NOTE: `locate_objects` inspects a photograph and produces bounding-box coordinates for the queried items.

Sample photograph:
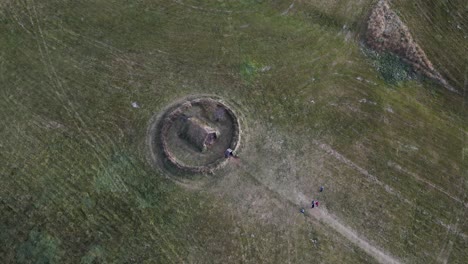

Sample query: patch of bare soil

[366,0,457,92]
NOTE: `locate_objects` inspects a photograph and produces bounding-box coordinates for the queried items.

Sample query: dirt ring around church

[147,95,242,176]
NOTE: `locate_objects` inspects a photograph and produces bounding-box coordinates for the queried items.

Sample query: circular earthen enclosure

[148,96,241,174]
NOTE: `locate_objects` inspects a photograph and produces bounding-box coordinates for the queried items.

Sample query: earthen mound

[148,96,241,175]
[366,0,456,92]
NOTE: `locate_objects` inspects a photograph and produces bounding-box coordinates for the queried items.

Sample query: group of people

[300,186,324,214]
[224,148,324,215]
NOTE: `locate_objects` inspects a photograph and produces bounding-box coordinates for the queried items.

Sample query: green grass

[1,0,467,263]
[392,0,468,90]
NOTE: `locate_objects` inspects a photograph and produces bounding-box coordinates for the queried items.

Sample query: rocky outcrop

[366,0,456,92]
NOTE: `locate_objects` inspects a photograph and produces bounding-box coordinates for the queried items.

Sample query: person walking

[224,148,233,158]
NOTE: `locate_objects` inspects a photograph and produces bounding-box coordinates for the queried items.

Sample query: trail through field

[236,159,401,264]
[387,161,468,208]
[307,206,401,264]
[313,140,468,239]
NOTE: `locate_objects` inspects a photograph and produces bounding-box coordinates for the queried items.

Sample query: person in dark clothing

[320,186,324,192]
[311,200,315,208]
[224,148,234,158]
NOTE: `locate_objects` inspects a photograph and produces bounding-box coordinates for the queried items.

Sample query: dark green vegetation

[364,49,412,86]
[1,0,466,263]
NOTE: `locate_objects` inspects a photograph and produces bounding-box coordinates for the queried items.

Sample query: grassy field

[1,0,466,263]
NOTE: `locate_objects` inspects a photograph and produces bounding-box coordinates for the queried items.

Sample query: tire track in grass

[172,0,257,14]
[387,161,467,208]
[313,140,412,204]
[313,140,468,240]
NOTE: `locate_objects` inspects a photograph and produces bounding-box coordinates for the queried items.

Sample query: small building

[182,117,219,152]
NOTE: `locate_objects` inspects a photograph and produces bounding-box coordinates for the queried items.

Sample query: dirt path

[306,206,401,264]
[313,140,468,240]
[387,161,467,208]
[235,159,402,264]
[293,189,400,263]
